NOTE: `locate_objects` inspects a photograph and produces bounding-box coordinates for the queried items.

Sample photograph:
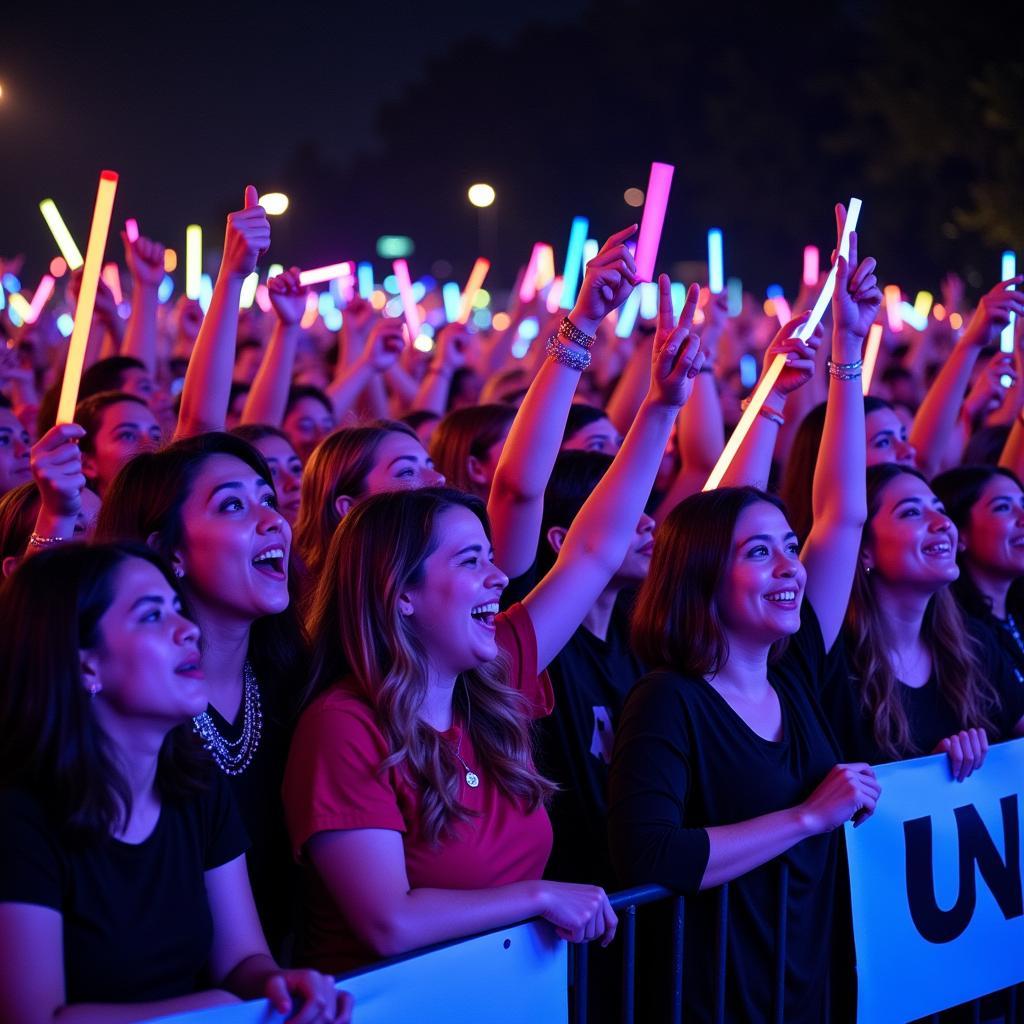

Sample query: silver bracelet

[546,335,592,372]
[827,358,863,381]
[558,316,596,351]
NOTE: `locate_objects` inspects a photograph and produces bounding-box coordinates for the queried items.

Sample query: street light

[258,192,289,216]
[467,183,495,208]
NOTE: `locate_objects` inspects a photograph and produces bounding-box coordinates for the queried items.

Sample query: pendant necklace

[453,684,480,788]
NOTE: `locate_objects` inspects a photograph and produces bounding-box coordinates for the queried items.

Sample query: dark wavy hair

[95,432,307,708]
[0,543,209,842]
[537,451,613,578]
[428,404,515,497]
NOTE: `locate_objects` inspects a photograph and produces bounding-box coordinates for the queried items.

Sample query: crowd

[0,185,1022,1024]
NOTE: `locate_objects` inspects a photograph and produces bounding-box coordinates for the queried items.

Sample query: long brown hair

[428,404,515,497]
[294,420,418,582]
[305,487,554,845]
[845,464,999,757]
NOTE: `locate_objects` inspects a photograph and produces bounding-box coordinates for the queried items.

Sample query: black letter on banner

[904,796,1022,944]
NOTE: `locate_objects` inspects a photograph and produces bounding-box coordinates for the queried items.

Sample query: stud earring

[173,566,185,579]
[88,685,99,699]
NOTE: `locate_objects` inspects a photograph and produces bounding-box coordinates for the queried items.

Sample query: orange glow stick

[457,258,491,324]
[27,275,56,323]
[58,171,119,424]
[862,323,883,396]
[884,285,903,332]
[101,263,122,305]
[392,259,422,339]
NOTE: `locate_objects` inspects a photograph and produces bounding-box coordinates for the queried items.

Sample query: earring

[865,566,872,575]
[173,566,185,579]
[88,685,99,699]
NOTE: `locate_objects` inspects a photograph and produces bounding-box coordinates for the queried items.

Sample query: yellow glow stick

[239,272,258,309]
[39,198,84,270]
[8,293,32,322]
[27,275,56,323]
[704,198,862,492]
[185,225,202,300]
[57,171,119,425]
[457,258,491,324]
[862,323,883,396]
[913,291,933,320]
[101,263,122,305]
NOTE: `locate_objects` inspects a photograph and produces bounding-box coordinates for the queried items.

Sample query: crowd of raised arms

[0,186,1022,1024]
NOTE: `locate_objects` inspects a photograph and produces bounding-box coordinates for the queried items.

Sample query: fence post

[620,903,637,1024]
[670,895,685,1024]
[574,939,588,1024]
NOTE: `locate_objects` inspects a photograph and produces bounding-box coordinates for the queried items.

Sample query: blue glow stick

[639,282,658,320]
[739,353,758,388]
[1002,251,1017,354]
[559,216,589,310]
[670,283,686,320]
[357,262,374,300]
[582,238,599,270]
[899,301,927,332]
[727,277,742,317]
[0,281,5,311]
[158,275,174,303]
[614,288,641,338]
[199,273,213,314]
[442,281,462,323]
[707,229,724,294]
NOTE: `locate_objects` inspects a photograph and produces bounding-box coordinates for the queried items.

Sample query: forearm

[360,373,390,420]
[54,990,238,1023]
[717,389,784,491]
[26,509,77,556]
[220,952,279,1001]
[121,285,159,373]
[412,366,452,415]
[175,273,244,438]
[606,335,655,435]
[325,360,375,422]
[678,373,724,477]
[909,341,981,477]
[241,322,299,426]
[999,417,1024,479]
[384,363,419,414]
[701,806,814,889]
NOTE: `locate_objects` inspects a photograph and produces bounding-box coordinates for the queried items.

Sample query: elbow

[357,914,419,959]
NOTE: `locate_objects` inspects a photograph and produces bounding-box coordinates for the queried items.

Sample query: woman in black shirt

[0,544,345,1023]
[609,221,882,1022]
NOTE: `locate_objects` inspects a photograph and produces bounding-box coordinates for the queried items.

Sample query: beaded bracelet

[827,358,863,381]
[739,396,785,426]
[29,533,69,548]
[558,316,596,350]
[546,335,592,372]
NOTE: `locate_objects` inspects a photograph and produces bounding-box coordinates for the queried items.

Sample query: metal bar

[774,862,789,1024]
[970,999,981,1024]
[1009,983,1018,1020]
[575,939,589,1024]
[670,896,685,1024]
[714,884,729,1024]
[609,884,673,909]
[621,903,636,1024]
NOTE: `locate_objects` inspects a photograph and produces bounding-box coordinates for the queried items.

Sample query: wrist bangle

[740,396,785,426]
[827,358,863,381]
[29,533,69,549]
[545,335,592,372]
[558,317,596,351]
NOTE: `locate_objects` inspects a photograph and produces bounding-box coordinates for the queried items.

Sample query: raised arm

[241,268,305,426]
[120,234,166,375]
[801,212,881,650]
[411,323,470,415]
[488,227,639,578]
[523,274,705,671]
[909,276,1024,477]
[325,320,405,421]
[175,186,270,439]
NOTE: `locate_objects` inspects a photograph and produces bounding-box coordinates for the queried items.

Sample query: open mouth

[252,546,287,580]
[921,540,952,558]
[470,601,499,630]
[764,589,799,607]
[175,659,204,680]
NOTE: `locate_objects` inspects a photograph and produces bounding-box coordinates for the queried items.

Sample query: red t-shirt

[283,602,555,972]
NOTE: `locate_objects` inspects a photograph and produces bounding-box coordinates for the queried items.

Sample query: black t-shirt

[0,773,248,1005]
[608,603,840,1024]
[822,616,1024,765]
[537,596,645,888]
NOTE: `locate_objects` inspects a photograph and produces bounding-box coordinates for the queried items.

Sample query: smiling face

[0,409,32,494]
[84,399,163,496]
[401,506,509,679]
[85,558,207,726]
[865,406,917,468]
[174,454,292,625]
[716,502,807,646]
[363,431,445,495]
[252,434,303,523]
[960,474,1024,583]
[862,473,958,591]
[562,416,622,455]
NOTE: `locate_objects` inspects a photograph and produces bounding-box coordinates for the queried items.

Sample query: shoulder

[622,669,700,721]
[292,683,389,755]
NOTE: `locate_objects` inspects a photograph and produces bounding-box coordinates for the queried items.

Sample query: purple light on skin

[634,162,674,282]
[392,259,422,338]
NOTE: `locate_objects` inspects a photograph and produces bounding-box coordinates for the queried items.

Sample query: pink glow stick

[802,245,819,287]
[772,296,792,325]
[457,258,491,324]
[125,218,140,243]
[884,285,903,332]
[102,263,123,305]
[520,243,545,303]
[27,275,56,323]
[634,162,675,282]
[255,284,272,313]
[546,277,564,314]
[298,261,354,287]
[392,259,422,339]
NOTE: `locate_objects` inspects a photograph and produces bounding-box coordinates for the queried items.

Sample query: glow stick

[357,262,374,300]
[442,282,462,323]
[884,285,903,333]
[771,296,792,325]
[8,293,32,323]
[707,229,724,294]
[57,170,118,425]
[706,197,862,492]
[39,198,84,270]
[101,263,122,305]
[457,258,491,324]
[519,242,545,302]
[163,249,177,273]
[582,238,599,270]
[537,245,556,289]
[670,282,686,319]
[900,302,927,332]
[634,162,674,282]
[727,277,743,317]
[546,277,564,314]
[299,261,354,287]
[639,282,658,320]
[614,288,642,338]
[739,353,758,388]
[199,274,213,314]
[0,281,5,311]
[185,225,202,300]
[27,275,55,323]
[125,218,139,243]
[559,217,589,310]
[300,291,319,329]
[239,272,258,309]
[1001,251,1017,354]
[267,263,284,280]
[862,323,883,396]
[803,246,819,287]
[913,290,933,320]
[392,259,422,338]
[255,284,272,313]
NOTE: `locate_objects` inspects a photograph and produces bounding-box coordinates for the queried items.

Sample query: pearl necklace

[192,661,263,776]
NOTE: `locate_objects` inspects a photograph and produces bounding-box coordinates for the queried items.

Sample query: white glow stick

[299,261,354,287]
[185,225,202,300]
[862,323,883,396]
[1001,251,1017,354]
[704,198,861,492]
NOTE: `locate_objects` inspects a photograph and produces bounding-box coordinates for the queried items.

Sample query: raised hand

[30,423,88,519]
[359,320,406,373]
[762,312,824,396]
[647,275,705,408]
[963,350,1016,423]
[122,233,167,287]
[959,276,1024,351]
[569,225,639,336]
[221,185,271,280]
[432,323,471,376]
[174,296,204,349]
[267,267,308,326]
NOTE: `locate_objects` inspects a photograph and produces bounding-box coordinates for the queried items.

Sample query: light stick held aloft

[457,258,491,324]
[707,229,724,294]
[862,323,883,396]
[559,218,589,310]
[57,170,119,425]
[1001,251,1017,354]
[392,259,422,339]
[39,198,84,271]
[299,261,355,287]
[185,224,202,300]
[634,162,674,282]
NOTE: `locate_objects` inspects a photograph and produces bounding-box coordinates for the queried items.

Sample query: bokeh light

[467,183,496,208]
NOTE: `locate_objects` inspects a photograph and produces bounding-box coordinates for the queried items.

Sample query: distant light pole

[468,183,496,257]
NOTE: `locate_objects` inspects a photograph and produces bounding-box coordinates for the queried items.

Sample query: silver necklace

[1004,612,1024,657]
[192,661,263,776]
[453,687,480,788]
